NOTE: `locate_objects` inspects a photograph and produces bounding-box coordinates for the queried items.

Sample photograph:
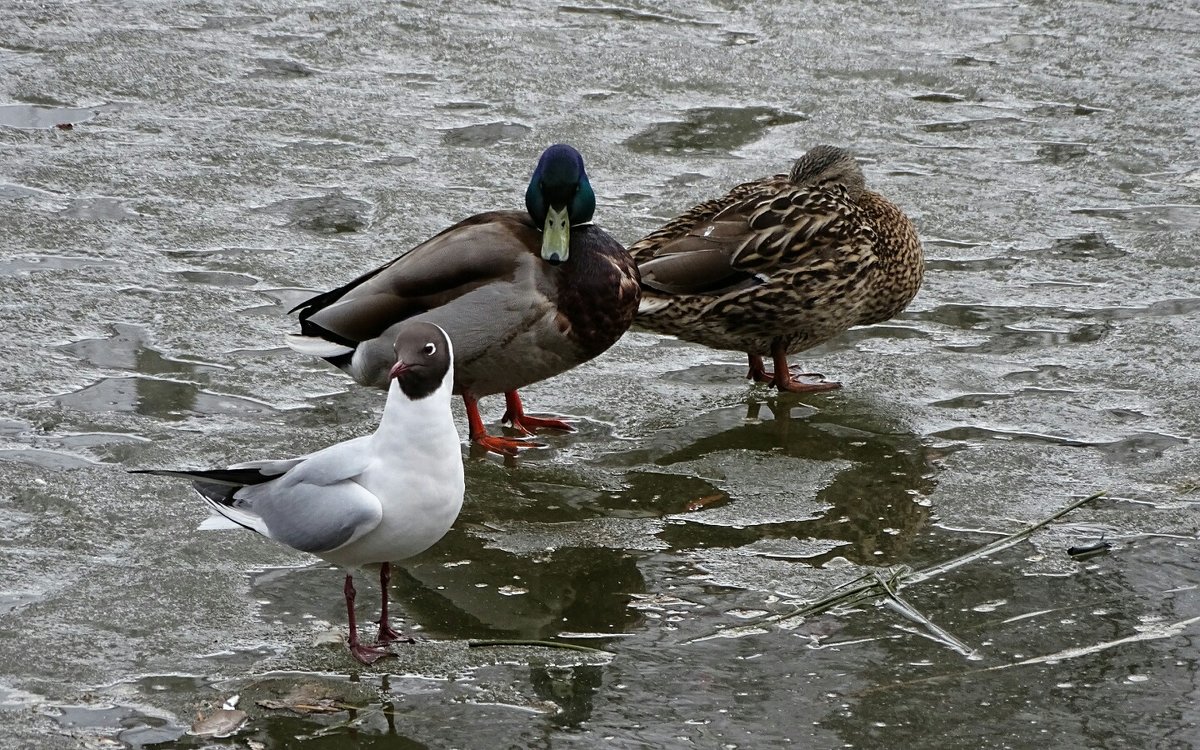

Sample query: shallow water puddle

[0,104,99,129]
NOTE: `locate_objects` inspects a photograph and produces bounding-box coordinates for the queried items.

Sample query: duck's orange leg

[746,346,841,393]
[463,392,542,456]
[501,391,575,435]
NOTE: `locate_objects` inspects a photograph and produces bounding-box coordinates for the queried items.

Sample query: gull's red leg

[374,563,413,646]
[344,574,392,664]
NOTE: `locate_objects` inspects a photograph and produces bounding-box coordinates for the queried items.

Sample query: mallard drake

[630,145,923,393]
[287,144,641,455]
[135,322,464,664]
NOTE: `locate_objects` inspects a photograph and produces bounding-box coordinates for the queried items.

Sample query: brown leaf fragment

[188,708,247,737]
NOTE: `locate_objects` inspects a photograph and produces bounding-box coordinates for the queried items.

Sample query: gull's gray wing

[222,436,383,554]
[231,476,382,554]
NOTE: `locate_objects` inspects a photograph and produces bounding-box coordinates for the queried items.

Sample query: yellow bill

[541,206,570,263]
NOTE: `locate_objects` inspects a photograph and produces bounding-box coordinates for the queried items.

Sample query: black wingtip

[128,467,278,487]
[193,480,242,509]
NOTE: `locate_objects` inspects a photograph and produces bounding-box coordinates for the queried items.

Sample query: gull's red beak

[389,361,411,380]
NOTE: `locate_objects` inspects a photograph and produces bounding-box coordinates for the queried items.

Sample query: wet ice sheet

[1,0,1199,747]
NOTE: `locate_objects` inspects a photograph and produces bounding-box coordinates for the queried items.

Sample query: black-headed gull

[134,321,464,664]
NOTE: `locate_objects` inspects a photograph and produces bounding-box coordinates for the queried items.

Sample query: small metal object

[1067,539,1112,560]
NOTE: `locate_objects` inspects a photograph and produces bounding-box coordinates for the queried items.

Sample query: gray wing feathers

[227,438,383,553]
[227,457,305,477]
[254,436,373,486]
[235,478,382,554]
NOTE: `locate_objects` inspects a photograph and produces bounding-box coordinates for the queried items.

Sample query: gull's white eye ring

[423,342,437,357]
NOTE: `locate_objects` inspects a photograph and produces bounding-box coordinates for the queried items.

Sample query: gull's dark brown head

[390,322,453,400]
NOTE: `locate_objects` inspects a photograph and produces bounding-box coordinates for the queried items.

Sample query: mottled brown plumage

[631,145,923,393]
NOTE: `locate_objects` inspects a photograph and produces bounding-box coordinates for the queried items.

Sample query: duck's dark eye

[423,342,437,357]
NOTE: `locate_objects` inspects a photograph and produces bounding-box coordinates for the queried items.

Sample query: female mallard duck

[287,144,641,456]
[630,145,923,393]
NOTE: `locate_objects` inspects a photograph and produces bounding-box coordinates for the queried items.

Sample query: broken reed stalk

[467,638,613,655]
[874,571,977,657]
[689,490,1108,644]
[904,490,1108,585]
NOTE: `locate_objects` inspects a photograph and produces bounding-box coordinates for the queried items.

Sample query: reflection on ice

[59,323,228,375]
[55,376,279,422]
[250,538,648,643]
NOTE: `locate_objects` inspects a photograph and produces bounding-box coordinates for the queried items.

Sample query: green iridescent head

[525,144,596,264]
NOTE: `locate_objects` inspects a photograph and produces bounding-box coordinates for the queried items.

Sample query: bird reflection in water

[606,396,939,566]
[387,535,647,642]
